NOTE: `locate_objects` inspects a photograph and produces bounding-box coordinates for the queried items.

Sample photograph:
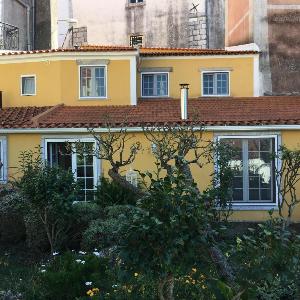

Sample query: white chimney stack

[180,83,189,120]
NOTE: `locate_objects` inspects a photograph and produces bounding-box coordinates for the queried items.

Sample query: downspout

[15,0,31,50]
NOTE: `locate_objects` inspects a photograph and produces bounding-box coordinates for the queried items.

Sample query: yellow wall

[0,60,131,107]
[138,57,254,98]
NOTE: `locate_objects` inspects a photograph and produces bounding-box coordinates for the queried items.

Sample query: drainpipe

[180,84,189,120]
[15,0,31,50]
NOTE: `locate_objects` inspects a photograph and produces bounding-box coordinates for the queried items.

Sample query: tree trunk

[165,274,175,300]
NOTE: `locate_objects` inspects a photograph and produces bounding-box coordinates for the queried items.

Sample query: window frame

[128,0,145,6]
[78,65,108,100]
[20,74,36,96]
[44,138,100,202]
[215,134,280,209]
[141,72,170,98]
[0,137,7,183]
[201,71,230,97]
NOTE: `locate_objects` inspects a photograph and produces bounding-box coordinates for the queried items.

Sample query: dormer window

[202,71,229,96]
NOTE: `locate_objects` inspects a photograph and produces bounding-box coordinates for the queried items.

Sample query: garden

[1,123,300,300]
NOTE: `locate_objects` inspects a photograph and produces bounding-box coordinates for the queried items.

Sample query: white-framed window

[21,75,36,96]
[126,169,138,187]
[202,71,229,96]
[0,138,7,183]
[217,135,279,207]
[141,72,169,97]
[79,66,107,99]
[45,139,99,202]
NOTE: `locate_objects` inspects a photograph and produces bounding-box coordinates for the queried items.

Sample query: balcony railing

[0,22,19,50]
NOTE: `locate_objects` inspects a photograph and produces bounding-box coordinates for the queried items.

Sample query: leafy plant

[17,148,79,253]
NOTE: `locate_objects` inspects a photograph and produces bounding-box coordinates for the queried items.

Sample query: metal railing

[0,22,19,50]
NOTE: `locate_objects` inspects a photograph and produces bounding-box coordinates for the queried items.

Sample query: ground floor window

[46,140,98,202]
[218,135,278,206]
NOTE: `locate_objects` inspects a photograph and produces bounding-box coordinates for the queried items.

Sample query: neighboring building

[0,46,299,222]
[0,0,34,50]
[36,0,225,49]
[225,0,300,95]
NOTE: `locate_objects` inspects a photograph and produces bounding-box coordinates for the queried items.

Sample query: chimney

[180,84,189,120]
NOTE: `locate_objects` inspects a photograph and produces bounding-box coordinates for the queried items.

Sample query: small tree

[275,146,300,226]
[17,148,78,253]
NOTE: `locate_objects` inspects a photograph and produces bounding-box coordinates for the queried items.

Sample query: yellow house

[0,45,299,222]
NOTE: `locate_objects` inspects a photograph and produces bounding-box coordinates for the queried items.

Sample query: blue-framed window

[203,72,229,96]
[142,73,168,97]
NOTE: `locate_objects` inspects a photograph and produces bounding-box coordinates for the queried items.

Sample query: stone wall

[70,26,87,47]
[188,12,207,48]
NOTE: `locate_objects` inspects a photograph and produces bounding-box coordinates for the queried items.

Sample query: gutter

[15,0,31,50]
[1,125,300,134]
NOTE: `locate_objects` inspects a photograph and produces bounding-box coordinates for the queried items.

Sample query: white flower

[81,260,85,264]
[41,264,46,267]
[85,282,92,286]
[52,252,59,256]
[41,270,46,273]
[78,251,86,255]
[75,259,82,263]
[112,284,118,288]
[93,251,100,257]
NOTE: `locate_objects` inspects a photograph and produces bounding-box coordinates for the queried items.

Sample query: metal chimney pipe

[180,83,189,120]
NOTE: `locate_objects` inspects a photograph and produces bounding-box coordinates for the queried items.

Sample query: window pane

[203,74,214,95]
[47,142,72,170]
[22,77,35,95]
[216,73,229,95]
[142,74,154,96]
[156,74,168,96]
[80,66,105,97]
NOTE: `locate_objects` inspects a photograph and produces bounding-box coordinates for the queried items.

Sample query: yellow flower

[86,290,92,295]
[192,280,196,285]
[134,272,138,277]
[201,285,206,289]
[185,279,190,284]
[89,292,94,297]
[127,289,132,293]
[192,268,197,273]
[92,288,99,293]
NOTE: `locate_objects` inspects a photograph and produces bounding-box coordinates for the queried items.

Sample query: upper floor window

[142,73,168,97]
[129,0,144,3]
[21,75,36,96]
[80,66,106,99]
[130,35,143,47]
[202,72,229,96]
[218,136,277,206]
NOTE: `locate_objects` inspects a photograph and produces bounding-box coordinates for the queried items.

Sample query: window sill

[21,94,36,96]
[201,94,230,97]
[231,204,278,211]
[141,96,170,99]
[79,97,108,101]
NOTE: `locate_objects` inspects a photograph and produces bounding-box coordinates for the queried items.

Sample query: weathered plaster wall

[59,0,206,48]
[1,0,34,50]
[35,0,52,50]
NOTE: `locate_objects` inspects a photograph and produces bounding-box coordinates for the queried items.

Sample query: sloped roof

[0,97,300,129]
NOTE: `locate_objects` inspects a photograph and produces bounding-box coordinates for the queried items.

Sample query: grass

[0,244,43,296]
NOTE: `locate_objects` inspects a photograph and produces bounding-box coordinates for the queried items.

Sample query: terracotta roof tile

[1,97,300,129]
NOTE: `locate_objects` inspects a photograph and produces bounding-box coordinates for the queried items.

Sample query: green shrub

[230,217,300,299]
[95,177,137,208]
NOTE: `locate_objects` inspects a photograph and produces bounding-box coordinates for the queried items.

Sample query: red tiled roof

[139,47,259,56]
[0,97,300,129]
[0,45,258,57]
[0,45,137,56]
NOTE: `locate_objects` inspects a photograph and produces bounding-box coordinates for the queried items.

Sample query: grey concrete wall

[56,0,207,48]
[1,0,34,50]
[35,0,51,50]
[206,0,225,49]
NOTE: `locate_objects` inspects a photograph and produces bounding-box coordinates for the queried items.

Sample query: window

[0,139,7,182]
[129,35,143,47]
[202,72,229,96]
[129,0,144,4]
[46,140,98,202]
[218,136,277,205]
[126,169,138,187]
[142,73,168,97]
[21,75,36,96]
[80,66,106,98]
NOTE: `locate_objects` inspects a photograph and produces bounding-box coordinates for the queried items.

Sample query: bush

[95,177,137,208]
[0,187,25,245]
[81,205,136,251]
[230,217,300,299]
